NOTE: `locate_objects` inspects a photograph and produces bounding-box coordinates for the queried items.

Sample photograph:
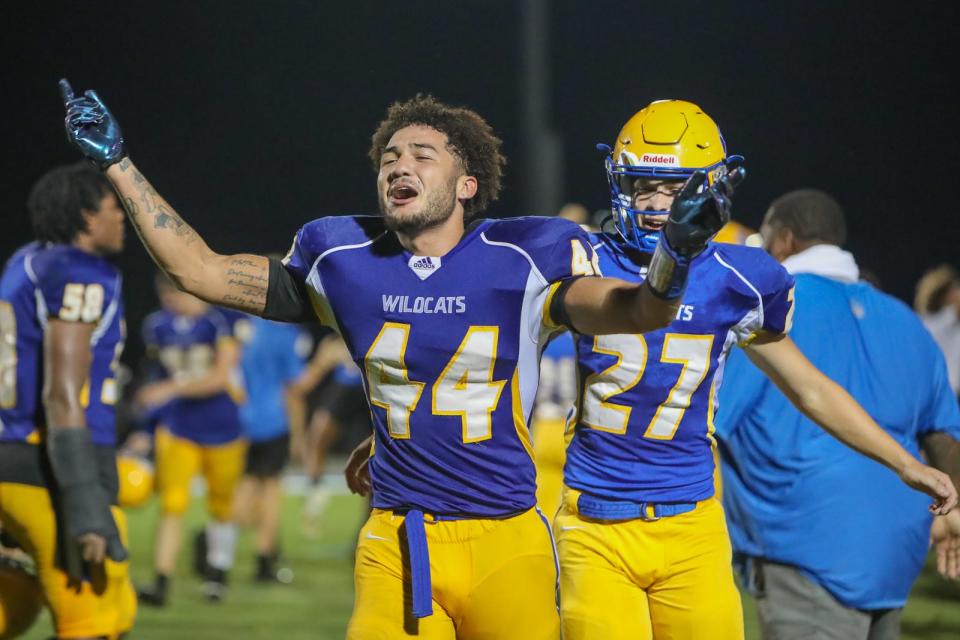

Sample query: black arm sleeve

[548,276,585,334]
[263,258,314,323]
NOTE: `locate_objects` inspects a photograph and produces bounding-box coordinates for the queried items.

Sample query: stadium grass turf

[20,494,960,639]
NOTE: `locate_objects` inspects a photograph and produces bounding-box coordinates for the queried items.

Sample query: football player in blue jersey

[61,81,730,639]
[554,100,958,640]
[0,163,136,639]
[135,275,246,605]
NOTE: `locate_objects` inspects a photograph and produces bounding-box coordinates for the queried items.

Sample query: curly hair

[28,162,113,244]
[369,95,506,218]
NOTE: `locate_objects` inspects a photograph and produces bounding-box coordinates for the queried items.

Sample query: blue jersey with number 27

[564,235,795,504]
[282,215,598,517]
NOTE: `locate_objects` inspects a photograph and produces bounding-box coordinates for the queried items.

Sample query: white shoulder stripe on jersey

[305,234,386,332]
[23,253,38,285]
[479,233,548,287]
[24,254,48,330]
[91,273,122,345]
[713,252,764,331]
[315,233,387,265]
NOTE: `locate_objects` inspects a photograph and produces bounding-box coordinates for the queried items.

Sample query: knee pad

[160,486,190,516]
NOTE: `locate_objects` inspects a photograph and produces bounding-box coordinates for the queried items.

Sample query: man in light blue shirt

[716,189,960,640]
[232,315,311,582]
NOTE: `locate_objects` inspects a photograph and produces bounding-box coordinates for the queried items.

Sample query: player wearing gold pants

[0,482,136,639]
[555,488,742,640]
[348,507,560,640]
[154,428,246,520]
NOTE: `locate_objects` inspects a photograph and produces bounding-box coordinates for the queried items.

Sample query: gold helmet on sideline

[117,454,155,509]
[0,553,42,639]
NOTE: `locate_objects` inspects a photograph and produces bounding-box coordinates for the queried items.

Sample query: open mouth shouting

[388,179,421,208]
[639,212,669,231]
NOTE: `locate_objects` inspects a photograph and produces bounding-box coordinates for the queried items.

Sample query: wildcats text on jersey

[381,294,467,315]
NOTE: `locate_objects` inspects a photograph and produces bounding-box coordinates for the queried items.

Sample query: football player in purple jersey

[60,81,732,638]
[1,163,135,639]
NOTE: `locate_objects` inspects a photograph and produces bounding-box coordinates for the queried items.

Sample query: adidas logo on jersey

[407,255,442,280]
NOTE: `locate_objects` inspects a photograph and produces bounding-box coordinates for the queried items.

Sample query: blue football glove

[59,79,126,170]
[664,162,746,257]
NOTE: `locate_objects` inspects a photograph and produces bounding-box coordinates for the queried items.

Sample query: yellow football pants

[348,507,560,640]
[555,489,743,640]
[533,417,567,522]
[155,428,246,521]
[0,482,136,639]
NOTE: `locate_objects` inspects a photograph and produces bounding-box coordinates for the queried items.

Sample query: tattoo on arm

[122,196,140,219]
[114,159,269,314]
[154,206,192,237]
[222,257,269,312]
[117,159,196,241]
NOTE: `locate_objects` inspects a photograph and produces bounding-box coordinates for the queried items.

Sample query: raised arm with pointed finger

[59,79,272,314]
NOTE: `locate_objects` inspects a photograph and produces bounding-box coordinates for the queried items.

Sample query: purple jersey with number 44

[282,215,599,517]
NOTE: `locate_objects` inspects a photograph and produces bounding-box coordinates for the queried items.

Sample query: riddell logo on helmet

[640,154,680,166]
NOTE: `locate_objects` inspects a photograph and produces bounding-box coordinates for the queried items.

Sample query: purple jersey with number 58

[0,242,124,446]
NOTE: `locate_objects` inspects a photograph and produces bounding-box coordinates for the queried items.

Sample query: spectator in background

[915,265,960,398]
[716,189,960,640]
[230,314,312,582]
[298,335,369,535]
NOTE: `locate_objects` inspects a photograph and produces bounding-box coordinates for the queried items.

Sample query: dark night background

[4,1,958,365]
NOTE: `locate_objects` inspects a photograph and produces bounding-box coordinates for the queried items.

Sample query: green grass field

[19,492,960,639]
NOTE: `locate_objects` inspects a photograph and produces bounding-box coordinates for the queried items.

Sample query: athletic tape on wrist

[47,427,99,488]
[646,237,690,300]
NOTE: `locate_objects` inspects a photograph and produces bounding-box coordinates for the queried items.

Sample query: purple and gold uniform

[0,242,135,639]
[556,234,794,640]
[281,214,598,639]
[143,308,245,521]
